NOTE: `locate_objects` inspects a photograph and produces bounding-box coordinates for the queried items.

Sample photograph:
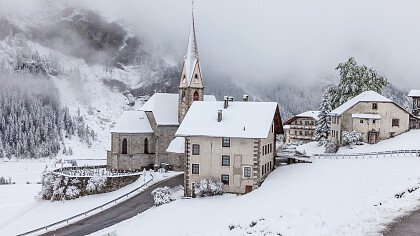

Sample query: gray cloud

[3,0,420,88]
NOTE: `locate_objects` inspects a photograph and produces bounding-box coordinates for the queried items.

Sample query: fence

[17,172,155,236]
[312,150,420,159]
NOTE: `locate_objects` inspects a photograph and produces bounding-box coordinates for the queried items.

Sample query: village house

[329,91,411,145]
[283,111,319,144]
[107,8,216,171]
[175,97,283,196]
[408,90,420,129]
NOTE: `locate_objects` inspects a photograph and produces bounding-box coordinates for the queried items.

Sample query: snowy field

[297,129,420,156]
[0,169,180,236]
[92,158,420,236]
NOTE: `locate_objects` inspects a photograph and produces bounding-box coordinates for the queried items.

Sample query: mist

[3,0,420,88]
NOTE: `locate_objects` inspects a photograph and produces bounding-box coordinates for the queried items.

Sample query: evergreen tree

[315,90,332,146]
[331,57,388,109]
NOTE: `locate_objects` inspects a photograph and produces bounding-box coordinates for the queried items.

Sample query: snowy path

[39,174,183,236]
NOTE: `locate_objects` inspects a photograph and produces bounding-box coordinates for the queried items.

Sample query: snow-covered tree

[86,175,107,193]
[65,186,81,199]
[151,186,171,206]
[331,57,388,109]
[315,90,332,146]
[194,178,223,197]
[342,131,362,148]
[39,168,55,200]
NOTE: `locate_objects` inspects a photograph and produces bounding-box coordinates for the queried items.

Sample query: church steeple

[178,1,205,123]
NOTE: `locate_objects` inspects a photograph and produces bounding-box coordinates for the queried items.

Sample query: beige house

[408,90,420,129]
[107,8,216,171]
[175,99,283,196]
[283,111,319,143]
[329,91,410,145]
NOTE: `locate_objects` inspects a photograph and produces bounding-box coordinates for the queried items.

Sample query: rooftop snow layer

[352,113,381,119]
[176,101,278,139]
[166,137,186,154]
[296,111,320,120]
[331,91,392,115]
[408,90,420,97]
[111,110,153,133]
[140,93,216,125]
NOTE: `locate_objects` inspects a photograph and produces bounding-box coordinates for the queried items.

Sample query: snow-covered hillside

[92,158,420,236]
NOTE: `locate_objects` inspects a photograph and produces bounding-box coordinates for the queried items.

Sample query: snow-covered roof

[184,10,200,85]
[296,111,320,120]
[331,91,392,115]
[140,93,216,125]
[166,137,186,154]
[176,101,279,139]
[111,111,153,133]
[408,90,420,97]
[352,114,381,120]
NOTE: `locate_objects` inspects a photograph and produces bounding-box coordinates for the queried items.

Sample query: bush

[151,186,171,206]
[324,142,338,153]
[342,131,362,148]
[65,186,81,199]
[194,178,223,197]
[86,175,107,193]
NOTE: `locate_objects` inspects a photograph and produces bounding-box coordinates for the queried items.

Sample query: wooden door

[245,185,253,193]
[369,132,378,144]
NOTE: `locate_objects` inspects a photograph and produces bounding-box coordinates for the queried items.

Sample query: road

[40,174,184,236]
[383,208,420,236]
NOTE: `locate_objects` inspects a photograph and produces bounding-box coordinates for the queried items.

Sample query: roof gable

[176,101,281,139]
[112,111,153,133]
[331,91,392,115]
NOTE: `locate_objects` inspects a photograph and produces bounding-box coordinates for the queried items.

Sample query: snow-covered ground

[0,170,180,235]
[92,158,420,236]
[297,129,420,156]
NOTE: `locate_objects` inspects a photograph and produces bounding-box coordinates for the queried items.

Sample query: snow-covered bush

[39,169,55,200]
[65,186,81,199]
[325,142,338,153]
[151,186,171,206]
[0,176,12,185]
[194,178,223,197]
[51,175,66,201]
[86,175,107,193]
[342,131,362,148]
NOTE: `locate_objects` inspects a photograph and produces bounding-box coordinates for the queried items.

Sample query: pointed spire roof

[184,2,200,85]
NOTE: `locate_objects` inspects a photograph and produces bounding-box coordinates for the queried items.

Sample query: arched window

[144,138,149,154]
[122,138,128,154]
[181,91,186,102]
[193,90,199,101]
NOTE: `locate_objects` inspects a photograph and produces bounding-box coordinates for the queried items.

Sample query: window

[390,132,395,137]
[192,144,200,155]
[243,166,252,178]
[193,90,199,101]
[299,131,303,135]
[222,137,231,147]
[181,91,186,102]
[182,75,186,83]
[299,120,303,125]
[122,138,128,154]
[221,174,229,185]
[360,119,364,124]
[392,119,400,127]
[144,138,149,154]
[192,164,199,174]
[304,131,309,136]
[222,155,230,166]
[372,103,378,110]
[373,119,376,124]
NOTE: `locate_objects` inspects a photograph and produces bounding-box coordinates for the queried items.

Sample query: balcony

[289,124,317,130]
[289,134,316,141]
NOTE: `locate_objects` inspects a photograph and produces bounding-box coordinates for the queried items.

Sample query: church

[107,8,216,171]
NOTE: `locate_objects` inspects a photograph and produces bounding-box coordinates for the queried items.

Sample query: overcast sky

[3,0,420,88]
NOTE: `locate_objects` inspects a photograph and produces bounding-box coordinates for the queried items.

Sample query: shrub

[151,186,171,206]
[65,186,81,199]
[342,131,362,148]
[194,178,223,197]
[86,175,107,193]
[324,142,338,153]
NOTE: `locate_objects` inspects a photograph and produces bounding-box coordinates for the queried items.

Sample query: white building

[329,91,410,145]
[175,98,283,196]
[283,111,319,143]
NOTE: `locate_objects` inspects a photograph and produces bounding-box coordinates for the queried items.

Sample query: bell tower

[178,1,205,124]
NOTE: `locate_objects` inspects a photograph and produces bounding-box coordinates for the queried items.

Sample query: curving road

[383,208,420,236]
[40,174,184,236]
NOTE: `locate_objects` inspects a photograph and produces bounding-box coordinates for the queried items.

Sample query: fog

[2,0,420,88]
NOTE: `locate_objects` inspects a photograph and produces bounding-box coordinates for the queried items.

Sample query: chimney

[217,110,223,122]
[224,96,229,109]
[228,96,234,101]
[243,95,249,102]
